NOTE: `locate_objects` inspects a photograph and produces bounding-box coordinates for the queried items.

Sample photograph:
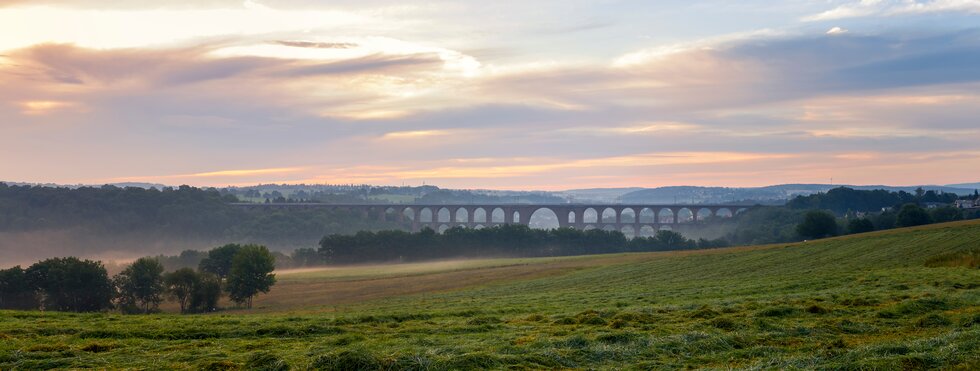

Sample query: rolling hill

[1,220,978,369]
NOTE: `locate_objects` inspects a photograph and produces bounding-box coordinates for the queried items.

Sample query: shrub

[847,218,875,234]
[796,210,838,239]
[896,204,932,227]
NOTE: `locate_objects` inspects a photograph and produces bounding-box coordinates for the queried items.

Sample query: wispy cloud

[803,0,980,21]
[1,2,978,189]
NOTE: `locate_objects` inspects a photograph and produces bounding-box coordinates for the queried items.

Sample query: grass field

[2,220,979,369]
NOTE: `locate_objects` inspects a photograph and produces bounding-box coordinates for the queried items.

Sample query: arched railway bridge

[232,203,757,235]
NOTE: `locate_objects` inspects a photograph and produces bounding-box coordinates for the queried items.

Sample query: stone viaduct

[233,203,755,236]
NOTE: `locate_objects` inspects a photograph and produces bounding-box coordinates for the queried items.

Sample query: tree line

[0,244,276,312]
[0,183,405,255]
[785,186,964,214]
[147,187,978,269]
[725,187,978,245]
[794,202,973,240]
[313,224,728,265]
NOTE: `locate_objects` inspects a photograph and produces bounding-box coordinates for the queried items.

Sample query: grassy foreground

[2,221,979,369]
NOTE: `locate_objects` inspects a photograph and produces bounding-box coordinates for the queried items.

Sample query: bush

[797,211,838,240]
[847,218,875,234]
[930,206,963,223]
[896,204,932,227]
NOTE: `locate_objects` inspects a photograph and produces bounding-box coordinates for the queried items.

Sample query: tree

[163,268,199,313]
[896,204,932,227]
[226,245,277,309]
[26,257,114,312]
[114,257,165,314]
[199,244,244,281]
[0,266,39,310]
[930,206,963,223]
[796,210,838,240]
[654,230,689,250]
[847,218,875,234]
[292,248,320,267]
[190,273,222,313]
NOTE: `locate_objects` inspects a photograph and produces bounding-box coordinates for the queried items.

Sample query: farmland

[2,220,979,369]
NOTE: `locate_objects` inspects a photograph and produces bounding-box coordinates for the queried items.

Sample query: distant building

[954,199,979,209]
[922,202,945,209]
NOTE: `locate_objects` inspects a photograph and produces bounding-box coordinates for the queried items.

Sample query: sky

[1,0,979,190]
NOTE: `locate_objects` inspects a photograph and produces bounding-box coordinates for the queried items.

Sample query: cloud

[274,40,359,49]
[803,0,980,21]
[826,27,849,35]
[2,24,979,189]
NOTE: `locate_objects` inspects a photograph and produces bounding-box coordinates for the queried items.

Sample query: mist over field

[0,229,221,268]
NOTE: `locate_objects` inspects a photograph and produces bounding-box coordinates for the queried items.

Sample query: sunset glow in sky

[2,0,979,190]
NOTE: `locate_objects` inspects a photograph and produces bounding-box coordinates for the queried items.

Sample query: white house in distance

[954,199,979,209]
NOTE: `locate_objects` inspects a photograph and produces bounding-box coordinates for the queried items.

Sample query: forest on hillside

[0,184,403,265]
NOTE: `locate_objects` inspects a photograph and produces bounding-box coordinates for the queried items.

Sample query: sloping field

[2,220,979,369]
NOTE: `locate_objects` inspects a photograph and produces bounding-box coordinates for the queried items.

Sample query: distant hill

[555,188,644,203]
[617,184,977,204]
[2,181,169,190]
[946,182,980,190]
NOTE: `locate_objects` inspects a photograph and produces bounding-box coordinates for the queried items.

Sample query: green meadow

[2,220,979,370]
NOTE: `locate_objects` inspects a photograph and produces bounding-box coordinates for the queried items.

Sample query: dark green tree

[26,257,114,312]
[199,244,244,280]
[846,218,875,234]
[163,268,199,313]
[226,245,277,308]
[114,257,165,314]
[190,273,222,313]
[291,248,320,267]
[930,206,963,223]
[796,210,838,240]
[896,204,932,227]
[655,230,689,250]
[0,266,39,310]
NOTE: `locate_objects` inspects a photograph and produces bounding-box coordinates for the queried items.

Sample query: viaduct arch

[233,203,755,233]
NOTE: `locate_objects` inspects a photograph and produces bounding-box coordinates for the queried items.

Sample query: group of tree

[795,202,970,240]
[308,224,728,265]
[0,183,406,257]
[786,186,961,215]
[0,244,277,312]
